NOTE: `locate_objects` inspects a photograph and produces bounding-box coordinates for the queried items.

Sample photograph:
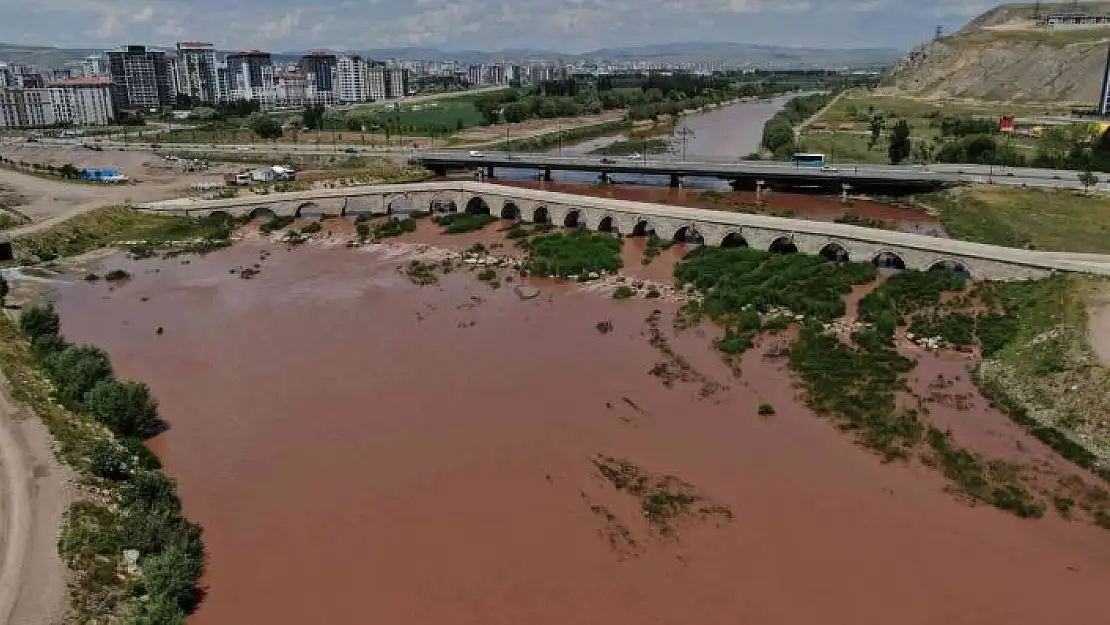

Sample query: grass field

[371,100,484,135]
[924,186,1110,253]
[798,89,1056,164]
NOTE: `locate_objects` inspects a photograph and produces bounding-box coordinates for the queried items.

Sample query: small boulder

[514,285,540,300]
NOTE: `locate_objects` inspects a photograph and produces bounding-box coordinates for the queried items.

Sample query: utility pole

[676,127,695,161]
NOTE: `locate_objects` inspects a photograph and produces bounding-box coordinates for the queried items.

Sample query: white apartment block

[48,78,114,126]
[227,51,276,107]
[0,88,56,128]
[387,67,409,98]
[80,55,105,78]
[274,71,307,107]
[367,65,386,102]
[336,55,369,103]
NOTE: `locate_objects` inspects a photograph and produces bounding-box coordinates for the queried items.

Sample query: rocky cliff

[884,3,1110,104]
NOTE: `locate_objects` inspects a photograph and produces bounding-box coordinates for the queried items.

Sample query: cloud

[0,0,981,52]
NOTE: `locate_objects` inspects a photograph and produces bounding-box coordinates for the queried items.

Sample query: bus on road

[791,153,826,168]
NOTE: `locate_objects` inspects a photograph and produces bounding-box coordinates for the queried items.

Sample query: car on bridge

[468,150,484,157]
[600,157,616,164]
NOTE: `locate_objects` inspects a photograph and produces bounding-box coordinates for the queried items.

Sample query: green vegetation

[591,137,669,156]
[612,285,635,300]
[857,269,966,340]
[259,215,296,235]
[6,305,203,623]
[485,119,632,152]
[760,92,836,157]
[13,206,237,263]
[373,217,418,238]
[434,213,497,234]
[757,403,776,416]
[520,230,622,278]
[0,211,26,230]
[592,455,731,536]
[404,260,438,286]
[675,247,876,323]
[924,187,1110,254]
[642,234,672,265]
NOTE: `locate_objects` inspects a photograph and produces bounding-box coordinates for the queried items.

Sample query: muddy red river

[51,223,1110,625]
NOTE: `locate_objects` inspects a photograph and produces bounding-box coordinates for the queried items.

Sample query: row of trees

[760,93,836,157]
[0,156,81,179]
[20,304,205,624]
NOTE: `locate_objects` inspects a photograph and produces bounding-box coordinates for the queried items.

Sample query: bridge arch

[249,206,276,221]
[203,210,234,224]
[873,250,907,270]
[385,195,414,216]
[929,258,972,279]
[769,236,798,254]
[564,210,582,228]
[597,214,618,233]
[530,205,551,224]
[501,201,522,221]
[465,196,491,215]
[718,231,748,248]
[429,195,457,214]
[630,218,658,237]
[295,202,324,219]
[673,224,704,244]
[820,242,850,262]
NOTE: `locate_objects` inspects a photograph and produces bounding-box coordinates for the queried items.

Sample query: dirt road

[0,345,73,625]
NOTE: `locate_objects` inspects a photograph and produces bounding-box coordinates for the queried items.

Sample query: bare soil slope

[885,2,1110,103]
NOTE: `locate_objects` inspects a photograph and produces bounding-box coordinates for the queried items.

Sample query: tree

[19,303,60,341]
[85,379,166,439]
[1079,165,1100,193]
[302,104,325,130]
[141,543,205,612]
[868,115,885,149]
[43,345,113,407]
[0,275,8,308]
[248,113,283,140]
[888,119,912,164]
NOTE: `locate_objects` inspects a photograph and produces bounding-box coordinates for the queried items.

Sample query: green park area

[782,89,1062,166]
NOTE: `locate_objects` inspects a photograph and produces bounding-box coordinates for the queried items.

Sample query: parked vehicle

[468,150,484,157]
[600,157,616,164]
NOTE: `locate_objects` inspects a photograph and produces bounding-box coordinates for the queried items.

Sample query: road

[16,139,1095,191]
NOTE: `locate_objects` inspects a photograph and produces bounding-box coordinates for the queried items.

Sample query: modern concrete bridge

[136,181,1110,281]
[416,150,954,194]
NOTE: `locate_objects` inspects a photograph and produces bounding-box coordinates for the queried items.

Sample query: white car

[628,152,642,160]
[821,165,838,172]
[236,146,250,151]
[468,150,484,157]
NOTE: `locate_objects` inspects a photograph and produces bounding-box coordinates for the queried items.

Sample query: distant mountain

[0,40,903,70]
[350,42,903,66]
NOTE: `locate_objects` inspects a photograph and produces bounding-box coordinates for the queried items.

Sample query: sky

[3,0,1004,52]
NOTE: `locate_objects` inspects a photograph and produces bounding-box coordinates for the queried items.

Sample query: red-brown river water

[51,224,1110,625]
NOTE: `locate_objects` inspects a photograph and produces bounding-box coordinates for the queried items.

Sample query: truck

[223,172,251,186]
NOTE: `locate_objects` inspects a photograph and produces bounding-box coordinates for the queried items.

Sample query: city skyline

[2,0,999,52]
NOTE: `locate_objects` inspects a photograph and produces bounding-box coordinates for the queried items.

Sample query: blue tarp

[79,168,121,180]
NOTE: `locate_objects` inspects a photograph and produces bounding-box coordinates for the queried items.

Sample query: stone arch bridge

[136,181,1110,281]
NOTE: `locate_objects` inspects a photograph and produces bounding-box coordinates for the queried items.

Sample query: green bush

[373,218,417,238]
[520,230,622,278]
[300,221,323,234]
[19,303,60,341]
[434,213,496,234]
[85,379,165,439]
[118,596,185,625]
[355,222,370,241]
[43,345,113,407]
[758,403,776,416]
[612,285,635,300]
[141,542,205,612]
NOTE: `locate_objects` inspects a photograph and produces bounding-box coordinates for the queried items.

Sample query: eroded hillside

[885,2,1110,103]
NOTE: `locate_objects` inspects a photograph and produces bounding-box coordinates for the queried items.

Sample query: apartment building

[386,67,409,98]
[80,55,105,78]
[226,51,275,106]
[0,88,56,128]
[367,63,387,101]
[105,45,176,112]
[175,41,221,103]
[273,71,307,107]
[48,77,114,126]
[336,55,369,103]
[299,51,336,104]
